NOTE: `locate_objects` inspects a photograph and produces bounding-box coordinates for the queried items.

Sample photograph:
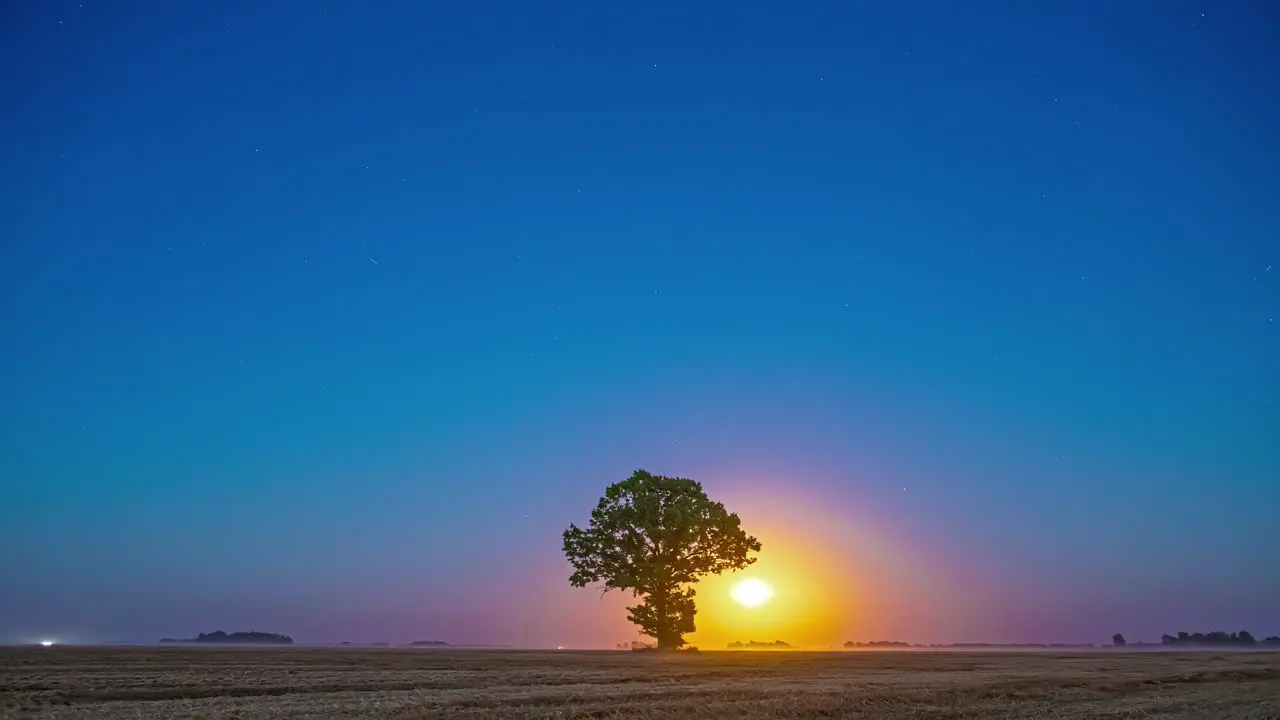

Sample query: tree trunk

[651,589,682,650]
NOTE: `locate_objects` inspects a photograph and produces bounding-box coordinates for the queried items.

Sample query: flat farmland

[2,646,1278,719]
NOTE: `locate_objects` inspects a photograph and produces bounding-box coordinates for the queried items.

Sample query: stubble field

[2,646,1278,719]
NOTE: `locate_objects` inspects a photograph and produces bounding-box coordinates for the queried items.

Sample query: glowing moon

[730,578,774,608]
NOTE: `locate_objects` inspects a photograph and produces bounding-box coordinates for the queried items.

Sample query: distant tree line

[842,633,1280,650]
[727,640,793,649]
[843,640,1095,649]
[844,641,911,648]
[159,631,293,645]
[613,632,1280,652]
[615,633,1280,652]
[1155,631,1280,647]
[616,641,654,650]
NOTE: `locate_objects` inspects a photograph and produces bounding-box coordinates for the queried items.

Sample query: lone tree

[562,469,761,650]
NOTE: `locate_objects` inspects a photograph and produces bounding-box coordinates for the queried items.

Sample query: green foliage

[562,469,761,649]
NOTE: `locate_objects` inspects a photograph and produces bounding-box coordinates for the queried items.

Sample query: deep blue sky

[2,0,1277,648]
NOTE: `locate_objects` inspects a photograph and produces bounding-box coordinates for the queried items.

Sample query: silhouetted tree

[562,469,761,650]
[1112,633,1126,647]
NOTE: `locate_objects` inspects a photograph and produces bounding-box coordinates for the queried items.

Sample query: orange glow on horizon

[690,520,849,650]
[679,476,949,650]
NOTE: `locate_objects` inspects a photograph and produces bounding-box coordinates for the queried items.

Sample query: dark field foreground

[2,646,1279,719]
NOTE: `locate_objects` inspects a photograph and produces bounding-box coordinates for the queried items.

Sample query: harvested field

[2,646,1278,719]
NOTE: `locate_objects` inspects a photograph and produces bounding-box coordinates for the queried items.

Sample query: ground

[2,646,1278,719]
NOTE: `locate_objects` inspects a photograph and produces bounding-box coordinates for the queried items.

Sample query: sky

[1,0,1277,649]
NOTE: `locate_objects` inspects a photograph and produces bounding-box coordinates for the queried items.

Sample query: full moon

[730,578,774,607]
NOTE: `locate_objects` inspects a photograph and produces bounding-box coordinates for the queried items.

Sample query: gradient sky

[2,0,1277,649]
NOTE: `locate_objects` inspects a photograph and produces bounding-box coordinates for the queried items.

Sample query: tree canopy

[562,469,761,649]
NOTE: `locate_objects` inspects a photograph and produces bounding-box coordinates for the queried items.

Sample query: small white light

[39,640,54,647]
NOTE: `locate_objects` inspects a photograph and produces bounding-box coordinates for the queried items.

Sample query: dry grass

[2,646,1278,719]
